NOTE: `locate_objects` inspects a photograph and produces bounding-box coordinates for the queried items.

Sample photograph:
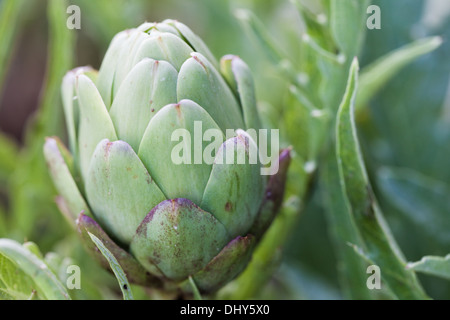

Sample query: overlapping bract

[44,20,289,293]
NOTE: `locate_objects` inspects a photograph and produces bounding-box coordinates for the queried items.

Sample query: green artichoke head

[44,20,290,294]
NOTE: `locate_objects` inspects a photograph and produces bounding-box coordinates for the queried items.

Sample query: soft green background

[0,0,448,299]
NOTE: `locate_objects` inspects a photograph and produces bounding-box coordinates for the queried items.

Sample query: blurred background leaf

[0,0,28,94]
[407,255,450,281]
[0,239,70,300]
[359,0,450,299]
[336,59,426,299]
[0,0,448,300]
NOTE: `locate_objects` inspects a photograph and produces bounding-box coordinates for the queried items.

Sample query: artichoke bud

[45,20,290,293]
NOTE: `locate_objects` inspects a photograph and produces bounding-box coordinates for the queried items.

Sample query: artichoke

[44,20,290,294]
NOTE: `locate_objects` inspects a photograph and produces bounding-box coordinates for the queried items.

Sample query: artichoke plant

[44,20,290,295]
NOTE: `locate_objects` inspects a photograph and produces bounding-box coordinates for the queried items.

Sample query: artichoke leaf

[138,99,223,205]
[130,198,229,281]
[111,29,150,100]
[76,74,118,181]
[177,52,245,133]
[133,30,193,71]
[43,137,91,224]
[77,212,162,285]
[85,139,166,245]
[250,148,291,238]
[201,130,265,238]
[61,66,97,158]
[187,234,255,293]
[220,55,262,131]
[109,58,178,151]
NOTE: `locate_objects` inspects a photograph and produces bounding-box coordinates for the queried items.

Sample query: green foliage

[356,36,443,109]
[0,0,448,300]
[336,59,427,299]
[359,0,450,298]
[321,148,370,299]
[7,0,74,246]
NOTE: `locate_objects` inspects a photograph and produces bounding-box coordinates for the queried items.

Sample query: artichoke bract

[44,20,290,294]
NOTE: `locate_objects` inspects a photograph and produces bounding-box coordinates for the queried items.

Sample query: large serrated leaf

[9,0,75,243]
[336,58,427,300]
[320,150,372,300]
[234,9,299,86]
